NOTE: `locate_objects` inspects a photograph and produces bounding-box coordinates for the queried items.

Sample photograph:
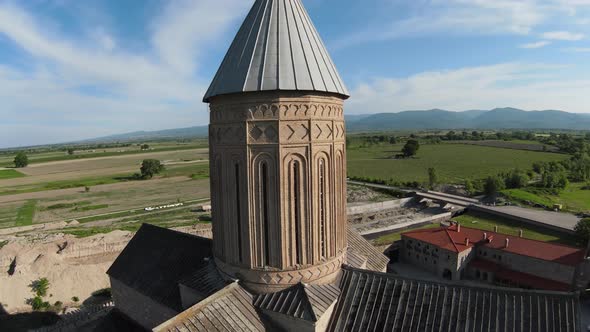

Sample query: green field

[452,211,581,246]
[15,200,37,226]
[0,142,207,167]
[0,169,25,180]
[347,143,568,184]
[502,183,590,213]
[0,162,210,196]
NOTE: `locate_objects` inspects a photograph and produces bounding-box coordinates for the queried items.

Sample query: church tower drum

[204,0,349,293]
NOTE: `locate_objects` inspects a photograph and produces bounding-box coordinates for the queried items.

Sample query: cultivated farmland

[347,143,568,184]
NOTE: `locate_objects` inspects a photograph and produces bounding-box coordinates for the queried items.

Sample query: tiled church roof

[347,227,389,272]
[106,224,213,311]
[403,224,585,266]
[327,266,581,332]
[154,282,267,332]
[203,0,349,102]
[254,282,340,322]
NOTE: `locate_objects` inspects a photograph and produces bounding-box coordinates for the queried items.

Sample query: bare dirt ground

[0,223,213,314]
[0,231,132,313]
[0,149,208,187]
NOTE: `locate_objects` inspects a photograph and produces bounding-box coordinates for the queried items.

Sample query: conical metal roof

[203,0,349,102]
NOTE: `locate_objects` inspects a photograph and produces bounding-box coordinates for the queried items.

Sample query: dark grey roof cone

[203,0,349,102]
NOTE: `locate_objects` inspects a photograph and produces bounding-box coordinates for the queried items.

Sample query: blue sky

[1,0,590,148]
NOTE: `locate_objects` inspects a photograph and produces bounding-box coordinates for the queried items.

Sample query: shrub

[72,296,79,302]
[30,278,50,297]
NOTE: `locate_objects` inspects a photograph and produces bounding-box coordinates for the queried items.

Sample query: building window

[318,158,327,259]
[476,270,481,278]
[482,272,488,280]
[234,163,242,263]
[292,160,303,265]
[261,162,271,266]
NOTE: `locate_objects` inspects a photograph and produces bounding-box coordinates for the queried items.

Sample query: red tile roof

[469,258,571,292]
[402,224,585,266]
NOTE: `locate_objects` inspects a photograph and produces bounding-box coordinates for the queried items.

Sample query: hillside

[347,108,590,131]
[80,126,209,142]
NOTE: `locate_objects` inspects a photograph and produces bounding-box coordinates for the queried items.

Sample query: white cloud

[348,63,590,115]
[0,1,247,147]
[333,0,590,48]
[520,40,551,48]
[542,31,585,40]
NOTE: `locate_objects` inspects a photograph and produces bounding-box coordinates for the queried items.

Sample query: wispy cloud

[520,41,551,48]
[542,31,585,40]
[348,63,590,115]
[0,1,247,147]
[333,0,590,49]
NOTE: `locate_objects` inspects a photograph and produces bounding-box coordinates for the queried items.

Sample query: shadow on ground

[0,309,60,332]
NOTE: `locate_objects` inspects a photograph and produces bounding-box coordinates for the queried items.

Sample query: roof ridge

[341,266,579,297]
[459,225,584,250]
[444,227,461,252]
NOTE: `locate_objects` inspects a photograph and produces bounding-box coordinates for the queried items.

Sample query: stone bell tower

[203,0,349,293]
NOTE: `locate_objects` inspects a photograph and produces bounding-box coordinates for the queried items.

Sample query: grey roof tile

[347,227,389,272]
[203,0,349,102]
[106,224,212,311]
[328,266,582,332]
[154,283,267,332]
[254,282,340,322]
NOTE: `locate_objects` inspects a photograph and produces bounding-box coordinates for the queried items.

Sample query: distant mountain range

[346,108,590,132]
[81,108,590,143]
[81,126,209,143]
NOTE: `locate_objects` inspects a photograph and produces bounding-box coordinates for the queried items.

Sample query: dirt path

[22,148,208,169]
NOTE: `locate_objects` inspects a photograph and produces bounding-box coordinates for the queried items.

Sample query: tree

[402,140,420,157]
[428,168,438,189]
[389,136,397,144]
[464,179,475,195]
[484,176,505,197]
[574,218,590,242]
[504,169,529,189]
[140,159,164,179]
[141,144,150,150]
[14,152,28,168]
[67,148,75,155]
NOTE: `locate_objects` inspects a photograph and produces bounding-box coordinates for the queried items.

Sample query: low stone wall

[359,212,453,236]
[347,198,413,215]
[58,240,130,259]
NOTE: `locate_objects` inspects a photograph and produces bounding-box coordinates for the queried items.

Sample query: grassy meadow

[502,183,590,213]
[0,169,25,180]
[347,143,568,184]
